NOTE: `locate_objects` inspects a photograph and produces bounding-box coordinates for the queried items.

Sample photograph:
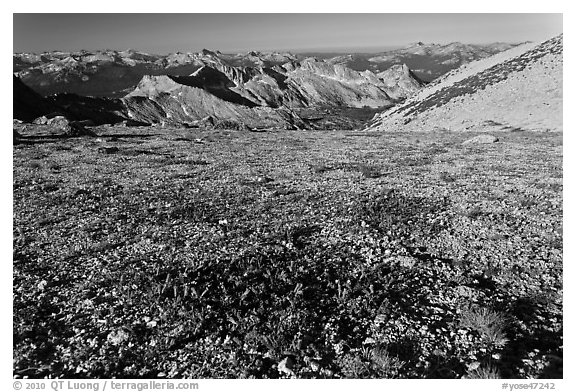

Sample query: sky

[13,13,563,54]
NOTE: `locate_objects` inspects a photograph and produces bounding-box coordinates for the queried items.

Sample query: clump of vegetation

[310,163,333,174]
[464,364,501,379]
[459,305,509,347]
[357,164,383,179]
[439,171,456,182]
[460,205,483,219]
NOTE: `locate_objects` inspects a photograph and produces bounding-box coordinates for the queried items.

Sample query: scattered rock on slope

[365,35,563,133]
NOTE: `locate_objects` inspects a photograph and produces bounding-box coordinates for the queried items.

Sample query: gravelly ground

[13,126,562,379]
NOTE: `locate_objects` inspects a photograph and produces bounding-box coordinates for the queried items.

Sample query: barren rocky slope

[123,75,305,130]
[365,35,563,133]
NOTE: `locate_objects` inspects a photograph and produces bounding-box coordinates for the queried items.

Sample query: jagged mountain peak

[375,63,425,100]
[201,48,217,56]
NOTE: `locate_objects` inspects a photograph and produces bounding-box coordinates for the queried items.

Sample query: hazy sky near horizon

[13,13,563,54]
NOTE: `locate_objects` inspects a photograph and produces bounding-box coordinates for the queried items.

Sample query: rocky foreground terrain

[13,35,562,379]
[13,126,562,379]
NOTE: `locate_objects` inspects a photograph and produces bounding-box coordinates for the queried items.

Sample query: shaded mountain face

[365,35,563,133]
[13,75,128,125]
[14,42,519,98]
[13,75,63,121]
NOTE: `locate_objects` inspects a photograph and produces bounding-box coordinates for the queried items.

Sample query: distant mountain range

[13,40,540,131]
[14,48,425,129]
[256,42,523,81]
[14,42,521,98]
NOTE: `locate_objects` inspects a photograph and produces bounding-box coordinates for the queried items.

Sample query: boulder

[47,116,96,137]
[213,119,250,131]
[74,119,96,127]
[33,115,49,125]
[47,115,71,127]
[192,116,215,128]
[13,129,23,144]
[277,357,295,377]
[462,134,499,145]
[121,119,150,127]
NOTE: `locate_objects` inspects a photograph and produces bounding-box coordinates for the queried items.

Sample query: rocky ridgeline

[120,57,406,129]
[364,41,522,81]
[14,42,519,97]
[14,49,304,98]
[365,35,563,133]
[123,75,305,130]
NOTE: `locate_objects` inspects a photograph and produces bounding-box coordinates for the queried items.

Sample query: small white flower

[278,357,295,377]
[37,280,48,291]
